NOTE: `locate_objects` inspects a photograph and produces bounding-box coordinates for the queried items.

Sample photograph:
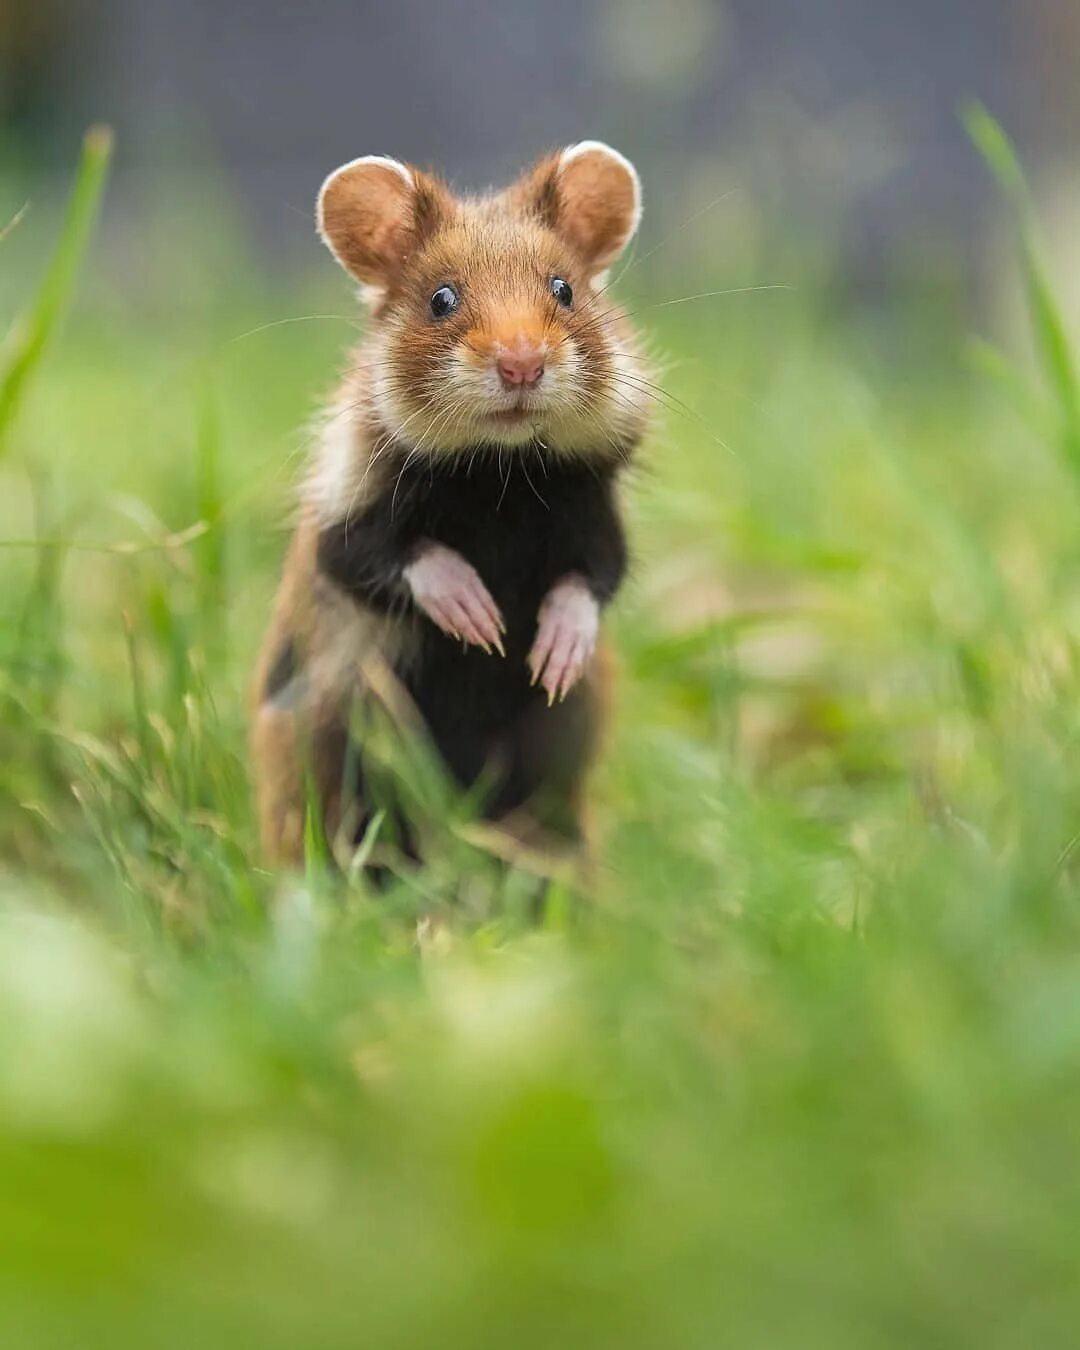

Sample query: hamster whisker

[566,283,789,353]
[561,186,746,338]
[390,444,427,519]
[229,313,363,344]
[496,451,514,511]
[600,283,793,331]
[603,187,742,294]
[348,393,445,529]
[604,373,738,458]
[561,391,633,465]
[639,284,793,313]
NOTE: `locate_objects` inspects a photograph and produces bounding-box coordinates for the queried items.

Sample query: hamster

[252,141,651,868]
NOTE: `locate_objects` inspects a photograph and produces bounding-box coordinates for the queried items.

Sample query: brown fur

[250,514,416,863]
[253,144,650,869]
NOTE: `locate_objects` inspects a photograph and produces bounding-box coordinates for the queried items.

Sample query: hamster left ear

[515,141,642,274]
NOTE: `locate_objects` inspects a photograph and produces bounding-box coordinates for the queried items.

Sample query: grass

[3,118,1080,1346]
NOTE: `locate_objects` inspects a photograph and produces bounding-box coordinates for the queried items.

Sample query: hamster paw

[404,542,505,654]
[528,575,599,705]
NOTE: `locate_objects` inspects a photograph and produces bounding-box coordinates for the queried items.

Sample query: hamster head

[317,142,648,456]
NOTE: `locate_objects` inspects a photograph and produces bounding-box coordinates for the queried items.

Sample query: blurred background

[6,7,1080,1349]
[3,0,1079,310]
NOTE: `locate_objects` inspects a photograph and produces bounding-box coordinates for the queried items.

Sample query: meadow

[2,120,1080,1346]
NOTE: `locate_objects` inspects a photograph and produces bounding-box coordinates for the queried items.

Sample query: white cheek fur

[308,398,364,525]
[319,324,650,463]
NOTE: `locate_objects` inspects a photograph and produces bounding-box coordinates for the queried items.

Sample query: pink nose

[496,345,545,389]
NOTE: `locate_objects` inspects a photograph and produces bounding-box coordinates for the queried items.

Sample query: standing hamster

[252,142,651,866]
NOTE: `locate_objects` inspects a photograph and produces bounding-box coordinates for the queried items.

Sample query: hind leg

[491,663,605,863]
[251,699,355,867]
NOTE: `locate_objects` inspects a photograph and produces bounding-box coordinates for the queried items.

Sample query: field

[3,124,1080,1346]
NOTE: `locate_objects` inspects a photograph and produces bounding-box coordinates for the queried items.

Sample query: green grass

[3,119,1080,1346]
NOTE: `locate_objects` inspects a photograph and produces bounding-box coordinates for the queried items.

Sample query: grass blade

[123,610,153,771]
[194,380,227,666]
[964,102,1080,475]
[0,125,114,452]
[0,203,29,247]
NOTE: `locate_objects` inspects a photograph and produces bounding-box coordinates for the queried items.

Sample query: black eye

[550,277,573,309]
[430,285,459,318]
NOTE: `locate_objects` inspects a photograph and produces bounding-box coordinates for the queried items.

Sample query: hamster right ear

[316,155,447,291]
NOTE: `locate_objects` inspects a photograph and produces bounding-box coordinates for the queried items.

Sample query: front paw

[404,542,505,654]
[528,575,599,705]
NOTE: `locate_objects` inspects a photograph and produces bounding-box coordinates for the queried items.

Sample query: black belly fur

[316,444,628,815]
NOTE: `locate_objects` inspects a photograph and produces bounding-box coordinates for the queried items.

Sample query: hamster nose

[496,343,545,390]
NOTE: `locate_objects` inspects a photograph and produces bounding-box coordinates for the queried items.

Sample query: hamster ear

[516,141,642,274]
[317,155,450,291]
[556,142,642,269]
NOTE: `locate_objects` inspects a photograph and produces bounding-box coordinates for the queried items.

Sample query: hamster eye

[430,285,459,318]
[550,277,573,309]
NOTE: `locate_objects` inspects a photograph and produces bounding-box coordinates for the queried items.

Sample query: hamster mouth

[482,395,550,428]
[487,406,535,424]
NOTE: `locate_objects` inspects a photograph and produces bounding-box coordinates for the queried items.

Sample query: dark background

[1,0,1078,304]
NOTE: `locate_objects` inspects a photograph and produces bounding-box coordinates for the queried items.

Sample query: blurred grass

[0,126,113,452]
[3,117,1080,1347]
